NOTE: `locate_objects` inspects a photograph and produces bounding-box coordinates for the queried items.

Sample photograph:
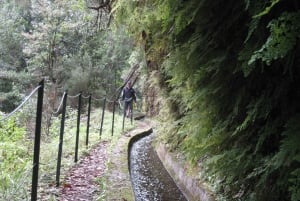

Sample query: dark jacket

[122,87,136,102]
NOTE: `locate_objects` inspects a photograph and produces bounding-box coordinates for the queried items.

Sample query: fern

[113,0,300,200]
[289,169,300,201]
[253,0,282,18]
[249,12,300,66]
[271,115,300,168]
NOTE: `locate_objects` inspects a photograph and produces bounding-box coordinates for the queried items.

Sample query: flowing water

[129,134,188,201]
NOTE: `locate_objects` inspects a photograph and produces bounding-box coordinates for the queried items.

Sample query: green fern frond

[271,115,300,168]
[249,12,300,66]
[289,168,300,201]
[253,0,282,18]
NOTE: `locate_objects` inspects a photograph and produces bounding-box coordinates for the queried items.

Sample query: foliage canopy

[0,0,133,112]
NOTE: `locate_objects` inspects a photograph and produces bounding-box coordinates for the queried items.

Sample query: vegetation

[1,0,300,201]
[0,117,31,200]
[113,0,300,201]
[0,0,133,113]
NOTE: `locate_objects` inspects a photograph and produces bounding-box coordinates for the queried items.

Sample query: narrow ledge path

[105,120,153,201]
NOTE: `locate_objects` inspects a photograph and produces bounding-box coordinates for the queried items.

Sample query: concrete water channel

[129,133,188,201]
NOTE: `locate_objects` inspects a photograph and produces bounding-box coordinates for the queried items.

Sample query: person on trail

[121,81,136,118]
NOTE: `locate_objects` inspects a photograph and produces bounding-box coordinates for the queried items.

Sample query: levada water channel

[129,133,188,201]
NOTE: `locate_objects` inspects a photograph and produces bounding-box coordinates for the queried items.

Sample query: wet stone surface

[130,134,187,201]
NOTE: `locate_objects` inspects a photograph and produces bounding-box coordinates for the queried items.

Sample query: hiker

[121,81,136,118]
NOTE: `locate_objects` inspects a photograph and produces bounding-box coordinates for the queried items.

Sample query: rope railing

[91,96,106,101]
[1,79,143,201]
[67,93,81,98]
[81,94,91,99]
[52,92,67,115]
[0,85,41,121]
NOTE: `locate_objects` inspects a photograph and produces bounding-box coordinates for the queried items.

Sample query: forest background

[1,0,300,201]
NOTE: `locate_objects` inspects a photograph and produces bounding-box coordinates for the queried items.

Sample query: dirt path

[58,141,108,201]
[39,119,152,201]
